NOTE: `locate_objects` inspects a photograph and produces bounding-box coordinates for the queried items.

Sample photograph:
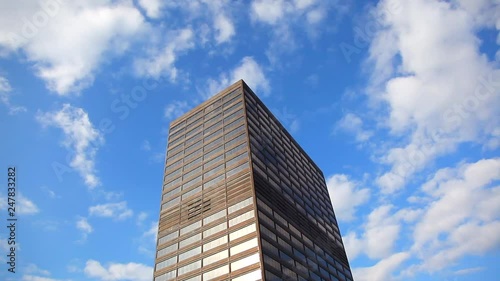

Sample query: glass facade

[154,80,352,281]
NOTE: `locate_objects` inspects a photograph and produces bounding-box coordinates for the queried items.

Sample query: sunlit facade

[154,80,353,281]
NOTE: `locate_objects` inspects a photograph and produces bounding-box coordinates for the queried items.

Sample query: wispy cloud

[326,174,370,222]
[36,104,104,188]
[0,75,26,114]
[0,1,146,94]
[164,100,190,120]
[89,201,134,221]
[76,217,93,242]
[84,260,153,281]
[205,56,270,99]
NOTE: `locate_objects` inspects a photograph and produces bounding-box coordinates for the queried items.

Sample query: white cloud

[84,260,153,281]
[164,100,190,120]
[0,75,26,114]
[326,174,370,221]
[206,56,270,99]
[138,0,163,19]
[137,219,158,257]
[0,193,39,215]
[18,193,40,215]
[336,113,374,142]
[76,217,93,234]
[134,28,194,81]
[251,0,287,25]
[24,264,50,276]
[214,14,235,44]
[344,205,420,261]
[454,266,485,275]
[76,217,93,242]
[250,0,335,64]
[411,158,500,272]
[0,1,146,94]
[353,252,410,281]
[365,0,500,193]
[89,201,134,220]
[143,221,158,243]
[36,104,103,188]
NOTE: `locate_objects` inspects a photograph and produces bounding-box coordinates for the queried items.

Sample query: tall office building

[154,80,353,281]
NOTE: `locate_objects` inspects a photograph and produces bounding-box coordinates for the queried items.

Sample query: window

[259,224,276,242]
[203,235,228,252]
[205,121,222,136]
[225,125,245,141]
[231,253,260,271]
[203,249,228,266]
[224,133,245,149]
[225,143,246,158]
[229,210,254,227]
[184,148,202,162]
[203,145,223,161]
[204,164,224,179]
[164,167,182,183]
[178,246,201,261]
[158,230,179,245]
[228,197,253,214]
[179,233,201,248]
[162,186,180,201]
[183,276,201,281]
[204,128,222,143]
[181,186,201,200]
[203,222,227,238]
[223,89,241,103]
[157,243,178,258]
[223,101,243,115]
[156,256,176,271]
[183,157,202,174]
[226,152,247,167]
[185,126,203,140]
[230,238,258,256]
[185,140,202,155]
[163,177,181,190]
[264,254,281,271]
[204,154,223,169]
[182,176,202,190]
[180,221,202,236]
[183,167,202,181]
[224,116,244,132]
[204,136,223,152]
[203,265,229,281]
[203,210,226,225]
[203,174,224,189]
[232,269,262,281]
[154,269,176,281]
[261,238,279,256]
[229,223,256,241]
[178,260,201,276]
[186,132,202,148]
[226,162,249,178]
[161,196,180,210]
[167,144,184,157]
[223,108,243,125]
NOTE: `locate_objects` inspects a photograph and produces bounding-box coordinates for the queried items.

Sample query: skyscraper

[154,80,353,281]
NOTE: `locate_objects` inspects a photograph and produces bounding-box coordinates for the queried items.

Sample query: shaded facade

[154,80,353,281]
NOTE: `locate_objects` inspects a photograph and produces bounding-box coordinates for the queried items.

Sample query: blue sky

[0,0,499,280]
